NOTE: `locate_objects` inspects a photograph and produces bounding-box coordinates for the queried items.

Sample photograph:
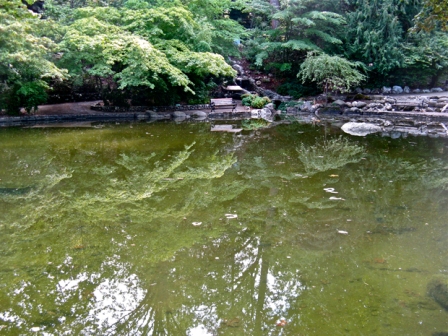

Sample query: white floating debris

[192,222,202,226]
[337,230,349,235]
[329,197,345,200]
[225,214,238,219]
[324,188,338,194]
[30,327,40,332]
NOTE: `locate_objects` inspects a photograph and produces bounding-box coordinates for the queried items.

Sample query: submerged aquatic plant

[297,136,365,175]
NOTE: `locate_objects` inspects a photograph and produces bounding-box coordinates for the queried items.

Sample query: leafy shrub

[251,96,270,108]
[241,93,254,106]
[241,94,271,108]
[0,81,48,115]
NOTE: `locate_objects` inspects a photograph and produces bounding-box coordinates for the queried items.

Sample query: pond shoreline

[1,100,448,139]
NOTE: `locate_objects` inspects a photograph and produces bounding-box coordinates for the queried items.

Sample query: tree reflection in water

[0,123,447,335]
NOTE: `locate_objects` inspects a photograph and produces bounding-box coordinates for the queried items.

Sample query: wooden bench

[210,98,236,112]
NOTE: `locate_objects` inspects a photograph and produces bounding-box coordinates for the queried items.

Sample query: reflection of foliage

[296,136,365,174]
[1,124,448,335]
[422,159,448,191]
[241,118,271,130]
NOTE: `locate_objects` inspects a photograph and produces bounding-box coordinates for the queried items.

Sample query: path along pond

[0,120,448,335]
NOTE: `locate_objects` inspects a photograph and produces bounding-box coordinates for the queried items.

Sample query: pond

[0,121,447,335]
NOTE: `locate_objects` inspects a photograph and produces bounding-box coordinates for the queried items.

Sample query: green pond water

[0,121,448,335]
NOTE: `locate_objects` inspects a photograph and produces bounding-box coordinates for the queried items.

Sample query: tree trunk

[270,0,281,29]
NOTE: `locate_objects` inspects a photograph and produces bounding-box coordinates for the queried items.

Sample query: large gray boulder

[352,101,367,108]
[403,86,411,93]
[348,107,361,113]
[299,101,313,112]
[384,97,397,104]
[382,86,392,94]
[232,64,244,76]
[147,111,165,119]
[431,87,444,92]
[172,111,187,118]
[191,111,207,117]
[341,122,382,136]
[265,103,276,113]
[332,99,347,107]
[366,103,383,110]
[392,86,403,94]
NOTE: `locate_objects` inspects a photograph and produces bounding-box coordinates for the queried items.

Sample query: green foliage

[58,6,236,105]
[15,81,48,113]
[277,100,303,112]
[246,0,345,72]
[0,0,66,113]
[251,96,271,108]
[241,118,270,130]
[399,31,448,86]
[241,93,270,108]
[2,0,448,109]
[276,79,320,98]
[414,0,448,31]
[298,52,366,93]
[345,0,419,74]
[241,93,254,106]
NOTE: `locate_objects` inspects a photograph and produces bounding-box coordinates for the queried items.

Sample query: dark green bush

[241,94,271,108]
[0,82,48,115]
[251,96,270,108]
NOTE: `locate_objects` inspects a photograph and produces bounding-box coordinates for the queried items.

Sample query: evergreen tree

[344,0,420,75]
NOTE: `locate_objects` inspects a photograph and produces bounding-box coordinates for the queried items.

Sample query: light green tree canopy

[297,52,366,93]
[58,5,236,103]
[0,0,67,113]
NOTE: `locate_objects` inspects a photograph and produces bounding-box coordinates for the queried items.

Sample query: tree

[58,5,236,105]
[297,52,366,95]
[246,0,345,74]
[414,0,448,31]
[0,0,66,113]
[344,0,420,75]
